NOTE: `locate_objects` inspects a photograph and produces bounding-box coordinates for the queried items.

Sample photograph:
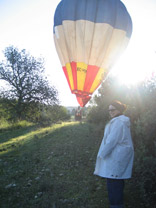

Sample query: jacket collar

[110,114,123,123]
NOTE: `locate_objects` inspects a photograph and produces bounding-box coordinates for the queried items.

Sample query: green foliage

[37,105,71,127]
[0,119,33,130]
[0,97,17,121]
[0,46,58,120]
[0,97,70,126]
[87,105,109,126]
[0,118,10,130]
[127,109,156,207]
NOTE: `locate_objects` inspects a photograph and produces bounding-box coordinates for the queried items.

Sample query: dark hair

[110,100,127,113]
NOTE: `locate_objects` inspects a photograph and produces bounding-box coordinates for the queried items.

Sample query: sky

[0,0,156,106]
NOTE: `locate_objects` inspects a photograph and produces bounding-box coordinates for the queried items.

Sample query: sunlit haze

[0,0,156,106]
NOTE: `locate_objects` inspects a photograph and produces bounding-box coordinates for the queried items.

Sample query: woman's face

[108,105,121,118]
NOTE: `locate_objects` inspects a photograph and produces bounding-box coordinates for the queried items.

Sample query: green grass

[0,121,136,208]
[0,121,109,208]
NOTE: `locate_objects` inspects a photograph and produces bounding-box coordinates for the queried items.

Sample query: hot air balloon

[53,0,132,107]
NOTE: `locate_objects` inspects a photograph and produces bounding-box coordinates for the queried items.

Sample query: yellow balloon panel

[65,63,74,90]
[77,62,88,91]
[90,68,108,93]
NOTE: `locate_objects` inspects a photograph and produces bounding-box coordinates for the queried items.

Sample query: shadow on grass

[0,122,109,208]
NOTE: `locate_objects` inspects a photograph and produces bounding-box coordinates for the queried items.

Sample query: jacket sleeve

[99,120,124,159]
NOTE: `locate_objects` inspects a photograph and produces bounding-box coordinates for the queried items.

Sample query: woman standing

[94,100,134,208]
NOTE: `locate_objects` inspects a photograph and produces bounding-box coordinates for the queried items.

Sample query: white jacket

[94,115,134,179]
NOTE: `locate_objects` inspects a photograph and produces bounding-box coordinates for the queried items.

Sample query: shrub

[37,105,71,127]
[127,110,156,207]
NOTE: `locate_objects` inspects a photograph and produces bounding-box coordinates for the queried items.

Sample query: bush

[0,119,34,133]
[86,105,109,124]
[127,146,156,207]
[127,110,156,207]
[37,105,71,127]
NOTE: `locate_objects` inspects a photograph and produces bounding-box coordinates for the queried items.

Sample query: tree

[0,46,59,120]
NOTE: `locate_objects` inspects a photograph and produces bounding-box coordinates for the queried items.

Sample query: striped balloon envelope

[53,0,132,107]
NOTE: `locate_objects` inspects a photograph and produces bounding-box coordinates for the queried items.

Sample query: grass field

[0,121,110,208]
[0,121,135,208]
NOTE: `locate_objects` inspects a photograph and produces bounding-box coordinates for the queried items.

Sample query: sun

[111,46,156,86]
